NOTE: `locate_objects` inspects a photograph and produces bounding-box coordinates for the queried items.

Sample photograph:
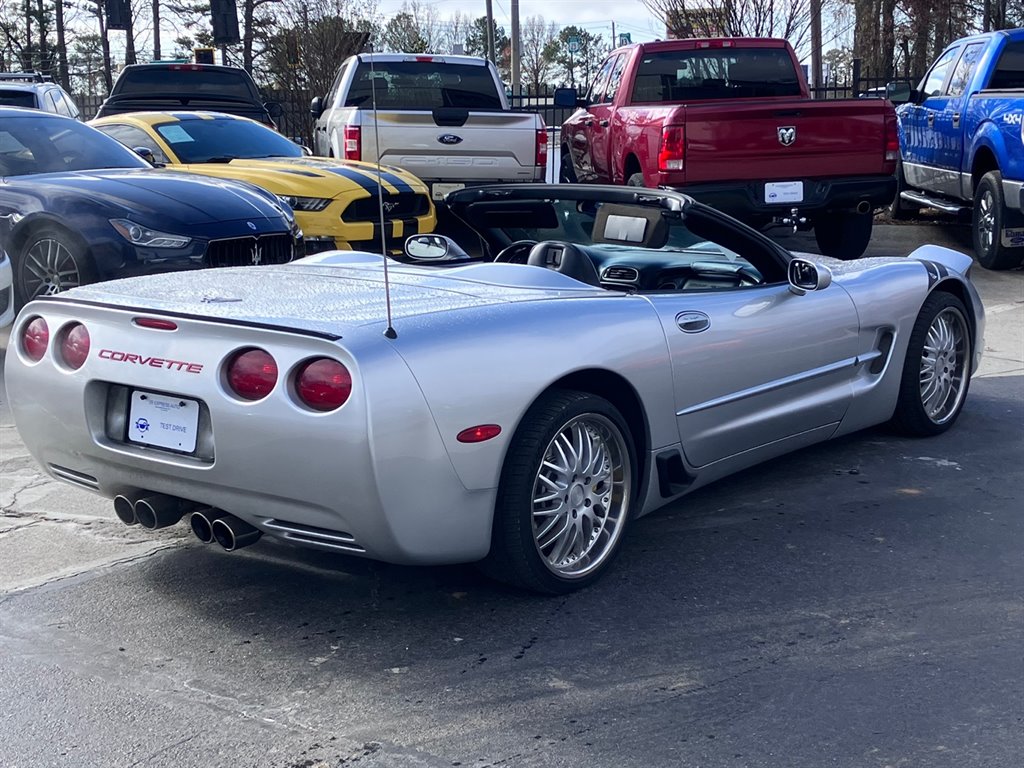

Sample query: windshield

[0,89,36,108]
[0,115,149,176]
[345,61,503,109]
[631,48,801,102]
[154,119,303,163]
[113,67,260,99]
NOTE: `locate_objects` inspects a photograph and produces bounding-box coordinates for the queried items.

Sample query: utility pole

[612,21,616,47]
[485,0,495,65]
[810,0,822,97]
[510,0,520,92]
[152,0,161,60]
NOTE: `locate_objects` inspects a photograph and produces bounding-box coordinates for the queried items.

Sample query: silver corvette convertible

[4,184,985,593]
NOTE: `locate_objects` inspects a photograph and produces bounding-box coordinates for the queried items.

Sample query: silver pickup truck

[311,54,547,201]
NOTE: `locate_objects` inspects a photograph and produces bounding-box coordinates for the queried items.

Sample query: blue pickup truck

[888,29,1024,270]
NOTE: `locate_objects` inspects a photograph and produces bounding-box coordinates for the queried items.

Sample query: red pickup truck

[557,38,900,259]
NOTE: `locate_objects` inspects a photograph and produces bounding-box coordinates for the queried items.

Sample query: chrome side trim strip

[676,356,859,417]
[48,464,101,490]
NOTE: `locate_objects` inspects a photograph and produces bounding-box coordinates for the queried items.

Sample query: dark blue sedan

[0,107,300,306]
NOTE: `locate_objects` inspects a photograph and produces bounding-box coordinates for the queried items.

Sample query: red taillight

[536,127,549,168]
[697,40,732,48]
[294,358,352,412]
[226,348,278,401]
[457,424,502,443]
[658,126,685,172]
[60,323,90,370]
[884,113,900,162]
[343,125,361,160]
[22,317,49,362]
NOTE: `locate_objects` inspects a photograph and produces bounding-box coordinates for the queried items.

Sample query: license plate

[765,181,804,204]
[128,391,200,453]
[432,182,465,201]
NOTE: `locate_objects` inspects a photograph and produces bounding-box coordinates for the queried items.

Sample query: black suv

[94,63,283,128]
[0,72,81,118]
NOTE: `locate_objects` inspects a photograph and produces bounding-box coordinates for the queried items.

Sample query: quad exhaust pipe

[190,508,262,551]
[113,492,200,530]
[113,492,262,551]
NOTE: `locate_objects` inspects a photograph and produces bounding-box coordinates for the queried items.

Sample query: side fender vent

[655,449,693,498]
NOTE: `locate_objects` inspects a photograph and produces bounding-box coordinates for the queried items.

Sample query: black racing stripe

[347,165,414,195]
[320,166,379,194]
[402,217,419,236]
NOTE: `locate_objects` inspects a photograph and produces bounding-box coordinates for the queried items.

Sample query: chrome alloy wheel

[919,306,970,424]
[976,189,995,254]
[22,238,83,299]
[531,414,631,579]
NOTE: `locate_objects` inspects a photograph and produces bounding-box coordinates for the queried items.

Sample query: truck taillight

[658,126,685,172]
[884,113,899,162]
[536,128,549,168]
[343,126,361,160]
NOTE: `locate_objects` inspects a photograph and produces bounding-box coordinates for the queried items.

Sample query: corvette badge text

[99,349,203,374]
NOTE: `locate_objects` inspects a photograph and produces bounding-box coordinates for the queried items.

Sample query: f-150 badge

[778,126,797,146]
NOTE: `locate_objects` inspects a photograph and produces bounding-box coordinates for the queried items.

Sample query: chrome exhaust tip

[113,494,140,526]
[210,514,262,552]
[856,200,872,214]
[189,508,227,544]
[134,494,198,530]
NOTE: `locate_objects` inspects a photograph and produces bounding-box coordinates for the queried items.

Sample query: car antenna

[366,39,397,339]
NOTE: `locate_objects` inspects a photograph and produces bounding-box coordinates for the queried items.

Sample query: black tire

[14,225,96,308]
[972,170,1024,271]
[481,389,638,594]
[813,211,873,260]
[559,150,578,183]
[890,159,916,221]
[890,292,972,437]
[627,172,645,187]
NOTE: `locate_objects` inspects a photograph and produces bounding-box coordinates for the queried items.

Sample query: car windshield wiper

[203,156,237,163]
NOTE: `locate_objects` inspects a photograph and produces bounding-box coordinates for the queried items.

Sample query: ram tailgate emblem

[778,126,797,146]
[437,134,463,145]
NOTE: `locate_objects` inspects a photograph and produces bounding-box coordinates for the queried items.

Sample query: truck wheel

[972,170,1024,271]
[813,211,873,260]
[889,292,972,436]
[890,159,915,221]
[481,389,636,594]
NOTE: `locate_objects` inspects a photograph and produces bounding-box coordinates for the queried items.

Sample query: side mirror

[885,80,913,104]
[265,101,284,119]
[310,96,324,119]
[788,257,833,295]
[404,234,469,262]
[133,146,156,164]
[553,87,580,108]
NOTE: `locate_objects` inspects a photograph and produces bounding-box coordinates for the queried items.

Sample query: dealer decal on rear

[99,349,203,374]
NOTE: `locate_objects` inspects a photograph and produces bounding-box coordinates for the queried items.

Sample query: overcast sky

[375,0,668,45]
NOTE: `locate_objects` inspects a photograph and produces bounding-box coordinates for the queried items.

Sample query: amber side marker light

[457,424,502,443]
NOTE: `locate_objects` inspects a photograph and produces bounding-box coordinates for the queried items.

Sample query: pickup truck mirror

[553,87,581,108]
[310,96,324,119]
[265,101,284,119]
[885,81,913,104]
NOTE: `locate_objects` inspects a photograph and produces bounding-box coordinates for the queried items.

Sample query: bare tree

[640,0,813,53]
[520,15,558,93]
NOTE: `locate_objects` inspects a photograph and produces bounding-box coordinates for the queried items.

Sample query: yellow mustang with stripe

[89,111,435,254]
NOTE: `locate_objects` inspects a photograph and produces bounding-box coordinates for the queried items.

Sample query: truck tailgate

[362,110,541,186]
[680,99,893,183]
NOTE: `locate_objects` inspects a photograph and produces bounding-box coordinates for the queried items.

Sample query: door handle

[675,311,711,334]
[599,119,609,127]
[927,112,935,128]
[952,112,961,129]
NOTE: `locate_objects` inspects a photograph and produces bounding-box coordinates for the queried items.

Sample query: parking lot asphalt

[0,222,1022,768]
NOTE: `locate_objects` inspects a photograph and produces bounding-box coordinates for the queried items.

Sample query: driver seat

[526,241,602,287]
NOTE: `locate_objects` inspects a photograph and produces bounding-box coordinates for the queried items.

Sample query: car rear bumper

[662,174,898,223]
